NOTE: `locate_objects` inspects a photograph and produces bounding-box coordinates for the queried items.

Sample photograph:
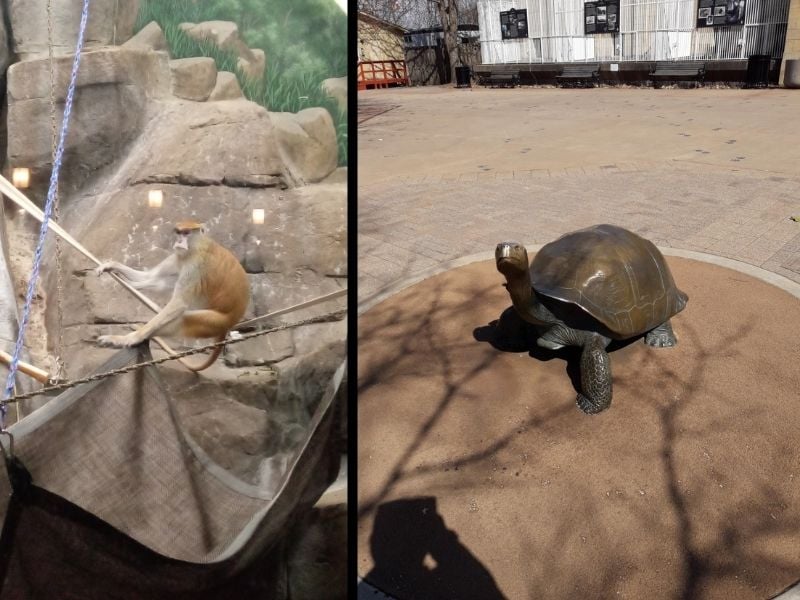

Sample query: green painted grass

[135,0,347,166]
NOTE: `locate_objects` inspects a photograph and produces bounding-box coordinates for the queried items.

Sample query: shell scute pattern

[530,224,687,338]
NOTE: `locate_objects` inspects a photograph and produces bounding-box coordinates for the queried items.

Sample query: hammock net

[0,346,344,598]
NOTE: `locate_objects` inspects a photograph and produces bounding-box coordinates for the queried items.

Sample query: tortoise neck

[507,270,536,318]
[507,272,530,304]
[506,270,555,326]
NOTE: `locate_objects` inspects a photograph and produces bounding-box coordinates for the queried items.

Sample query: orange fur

[176,234,249,371]
[95,222,250,372]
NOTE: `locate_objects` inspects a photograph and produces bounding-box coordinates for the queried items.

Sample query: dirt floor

[358,255,800,600]
[358,86,800,187]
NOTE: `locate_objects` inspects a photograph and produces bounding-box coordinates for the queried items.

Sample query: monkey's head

[173,220,206,255]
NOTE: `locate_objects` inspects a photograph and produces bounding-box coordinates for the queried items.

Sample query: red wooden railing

[357,60,410,90]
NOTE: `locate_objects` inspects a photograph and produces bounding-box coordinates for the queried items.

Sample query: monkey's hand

[95,261,117,276]
[96,333,144,348]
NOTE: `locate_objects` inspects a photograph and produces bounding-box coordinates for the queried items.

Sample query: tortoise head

[495,242,529,279]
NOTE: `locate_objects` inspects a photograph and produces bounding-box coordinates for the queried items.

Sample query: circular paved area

[358,87,800,302]
[360,165,800,302]
[358,85,800,599]
[358,255,800,600]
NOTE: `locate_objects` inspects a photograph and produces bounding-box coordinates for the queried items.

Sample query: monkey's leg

[181,310,234,339]
[97,298,186,348]
[178,310,235,371]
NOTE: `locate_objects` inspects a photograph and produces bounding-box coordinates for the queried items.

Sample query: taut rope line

[48,0,67,382]
[4,311,345,403]
[0,175,214,370]
[236,289,347,329]
[0,172,348,387]
[0,175,347,370]
[2,0,91,425]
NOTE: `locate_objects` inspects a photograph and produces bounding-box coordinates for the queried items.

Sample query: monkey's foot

[96,333,142,348]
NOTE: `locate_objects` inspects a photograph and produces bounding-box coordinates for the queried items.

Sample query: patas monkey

[95,220,250,371]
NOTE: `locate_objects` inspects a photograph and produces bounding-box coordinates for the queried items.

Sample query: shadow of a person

[364,497,507,600]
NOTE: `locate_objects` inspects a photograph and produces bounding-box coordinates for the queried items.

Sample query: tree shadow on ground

[364,497,507,600]
[473,305,644,398]
[358,276,576,520]
[607,315,800,600]
[359,259,800,599]
[358,278,508,519]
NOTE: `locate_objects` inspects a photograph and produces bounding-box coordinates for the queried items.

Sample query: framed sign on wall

[585,1,619,35]
[500,8,528,40]
[697,0,746,27]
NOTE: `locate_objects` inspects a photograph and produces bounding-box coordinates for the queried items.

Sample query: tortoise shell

[530,224,688,338]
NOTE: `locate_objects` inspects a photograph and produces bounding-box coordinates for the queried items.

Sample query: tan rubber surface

[358,256,800,600]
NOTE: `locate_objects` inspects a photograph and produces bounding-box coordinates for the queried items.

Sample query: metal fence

[478,0,790,64]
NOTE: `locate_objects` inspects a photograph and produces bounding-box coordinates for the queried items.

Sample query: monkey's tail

[181,335,225,372]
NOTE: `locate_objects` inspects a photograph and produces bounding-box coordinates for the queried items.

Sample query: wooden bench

[478,72,520,88]
[649,61,705,88]
[555,63,600,87]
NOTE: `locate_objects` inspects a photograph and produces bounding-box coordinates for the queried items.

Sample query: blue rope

[2,0,91,423]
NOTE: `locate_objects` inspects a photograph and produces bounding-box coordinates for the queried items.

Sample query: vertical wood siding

[478,0,789,63]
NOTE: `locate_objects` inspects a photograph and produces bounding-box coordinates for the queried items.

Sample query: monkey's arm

[96,254,179,292]
[96,296,187,348]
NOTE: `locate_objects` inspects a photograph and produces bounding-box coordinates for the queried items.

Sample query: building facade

[357,11,408,62]
[477,0,790,66]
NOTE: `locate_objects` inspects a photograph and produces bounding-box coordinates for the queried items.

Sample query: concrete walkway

[358,85,800,302]
[357,84,800,600]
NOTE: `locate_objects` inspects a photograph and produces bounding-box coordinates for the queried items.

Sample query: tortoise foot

[646,321,677,348]
[576,393,609,415]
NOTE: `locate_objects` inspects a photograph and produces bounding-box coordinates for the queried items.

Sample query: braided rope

[47,0,67,381]
[2,0,91,422]
[5,311,345,403]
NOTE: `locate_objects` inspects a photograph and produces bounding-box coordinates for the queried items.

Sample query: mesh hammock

[0,346,344,598]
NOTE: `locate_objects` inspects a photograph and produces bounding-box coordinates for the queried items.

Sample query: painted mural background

[137,0,348,164]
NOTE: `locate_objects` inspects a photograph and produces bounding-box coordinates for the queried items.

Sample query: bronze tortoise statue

[495,224,688,414]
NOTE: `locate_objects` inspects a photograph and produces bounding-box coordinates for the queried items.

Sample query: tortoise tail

[675,289,689,313]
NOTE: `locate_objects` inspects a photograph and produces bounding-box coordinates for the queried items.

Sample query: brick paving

[358,87,800,302]
[357,86,800,600]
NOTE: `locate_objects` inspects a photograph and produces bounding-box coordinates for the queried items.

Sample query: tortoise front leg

[576,334,612,414]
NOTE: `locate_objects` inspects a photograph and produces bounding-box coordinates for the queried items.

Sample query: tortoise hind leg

[576,334,612,415]
[645,320,677,348]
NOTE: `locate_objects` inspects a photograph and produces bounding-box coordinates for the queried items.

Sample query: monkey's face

[173,225,204,255]
[173,232,190,254]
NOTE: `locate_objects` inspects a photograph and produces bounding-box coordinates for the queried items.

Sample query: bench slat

[556,64,599,87]
[558,66,599,75]
[650,61,705,87]
[479,72,519,88]
[652,70,701,76]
